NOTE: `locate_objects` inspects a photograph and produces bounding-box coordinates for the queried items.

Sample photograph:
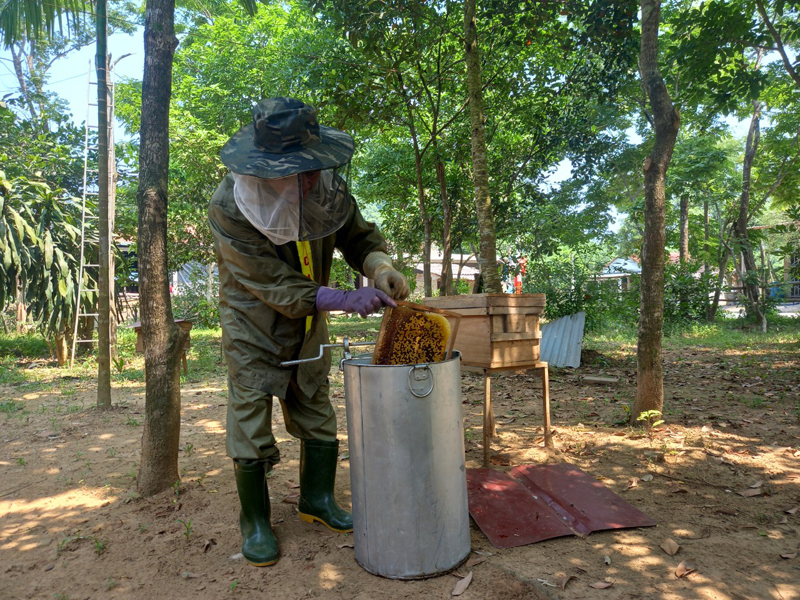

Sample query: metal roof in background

[540,311,586,368]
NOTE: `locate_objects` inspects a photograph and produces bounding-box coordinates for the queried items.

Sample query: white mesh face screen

[232,167,351,245]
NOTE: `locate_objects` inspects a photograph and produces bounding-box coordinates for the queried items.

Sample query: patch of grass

[0,399,24,414]
[0,356,27,385]
[177,518,192,539]
[665,315,800,350]
[0,332,49,358]
[328,315,382,343]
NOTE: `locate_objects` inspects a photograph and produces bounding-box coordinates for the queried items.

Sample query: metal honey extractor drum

[342,352,470,579]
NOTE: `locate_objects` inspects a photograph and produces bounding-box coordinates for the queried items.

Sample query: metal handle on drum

[407,364,435,398]
[279,335,375,367]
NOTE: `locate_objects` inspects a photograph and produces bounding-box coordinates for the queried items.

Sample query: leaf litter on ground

[465,556,486,568]
[451,571,472,596]
[558,575,575,590]
[661,538,681,556]
[675,560,697,578]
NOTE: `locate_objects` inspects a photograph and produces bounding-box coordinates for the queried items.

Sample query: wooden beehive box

[423,293,545,369]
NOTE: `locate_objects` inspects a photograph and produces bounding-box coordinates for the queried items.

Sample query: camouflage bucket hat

[221,97,355,178]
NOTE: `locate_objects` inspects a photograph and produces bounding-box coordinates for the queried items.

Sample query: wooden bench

[131,319,193,376]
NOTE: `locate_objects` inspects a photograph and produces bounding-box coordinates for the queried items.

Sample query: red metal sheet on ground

[467,464,656,549]
[466,468,574,548]
[512,463,656,534]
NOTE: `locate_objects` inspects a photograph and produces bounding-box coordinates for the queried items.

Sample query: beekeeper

[209,97,410,567]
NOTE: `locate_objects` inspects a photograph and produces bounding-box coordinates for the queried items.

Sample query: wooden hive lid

[424,293,546,310]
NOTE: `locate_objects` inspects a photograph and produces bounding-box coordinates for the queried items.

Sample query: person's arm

[335,196,410,300]
[210,181,394,318]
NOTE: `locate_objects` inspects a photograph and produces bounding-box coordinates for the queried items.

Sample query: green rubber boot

[297,439,353,533]
[233,460,279,566]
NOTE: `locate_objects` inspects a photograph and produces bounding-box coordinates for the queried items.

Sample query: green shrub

[172,264,220,328]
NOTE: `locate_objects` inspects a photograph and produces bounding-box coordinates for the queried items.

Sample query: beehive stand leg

[541,364,553,448]
[182,351,188,377]
[483,370,492,467]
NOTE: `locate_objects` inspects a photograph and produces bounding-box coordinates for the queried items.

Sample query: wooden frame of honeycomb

[371,301,462,366]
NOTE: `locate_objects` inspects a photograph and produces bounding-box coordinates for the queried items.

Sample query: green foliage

[523,250,638,332]
[636,409,664,429]
[176,518,193,539]
[171,264,219,328]
[0,399,24,414]
[329,255,356,291]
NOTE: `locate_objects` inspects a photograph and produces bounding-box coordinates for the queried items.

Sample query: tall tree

[135,0,259,496]
[630,0,679,423]
[96,0,111,408]
[464,0,501,293]
[135,0,183,496]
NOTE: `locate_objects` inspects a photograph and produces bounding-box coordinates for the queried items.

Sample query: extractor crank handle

[279,335,375,367]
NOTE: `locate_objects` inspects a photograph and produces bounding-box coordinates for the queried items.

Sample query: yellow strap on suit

[296,241,314,333]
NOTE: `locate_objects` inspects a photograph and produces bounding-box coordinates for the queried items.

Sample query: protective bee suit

[209,97,409,567]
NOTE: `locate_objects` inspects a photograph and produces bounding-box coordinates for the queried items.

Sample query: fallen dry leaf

[589,581,613,589]
[465,556,486,568]
[661,538,681,556]
[785,507,798,515]
[780,553,797,559]
[336,543,354,549]
[284,481,300,489]
[282,493,300,505]
[625,477,640,491]
[641,474,654,482]
[603,555,611,565]
[779,516,789,525]
[558,575,575,590]
[452,571,473,596]
[738,488,763,498]
[675,560,697,578]
[202,538,217,553]
[750,480,764,489]
[473,550,494,556]
[181,571,201,579]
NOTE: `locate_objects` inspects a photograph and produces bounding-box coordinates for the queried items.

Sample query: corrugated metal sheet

[540,311,586,368]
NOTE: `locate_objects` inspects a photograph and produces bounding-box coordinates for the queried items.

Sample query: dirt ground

[2,334,799,600]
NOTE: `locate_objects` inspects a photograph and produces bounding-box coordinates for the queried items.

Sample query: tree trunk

[679,193,689,316]
[708,248,729,322]
[54,334,68,367]
[464,0,501,293]
[136,0,185,497]
[630,0,680,424]
[15,278,26,333]
[9,43,38,124]
[679,194,689,262]
[206,262,215,301]
[414,155,432,298]
[734,99,765,326]
[96,0,112,408]
[435,159,453,295]
[109,69,119,357]
[397,77,434,298]
[703,199,711,318]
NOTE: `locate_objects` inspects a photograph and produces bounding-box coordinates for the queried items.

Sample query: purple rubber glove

[316,286,396,318]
